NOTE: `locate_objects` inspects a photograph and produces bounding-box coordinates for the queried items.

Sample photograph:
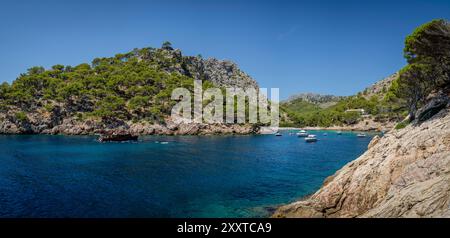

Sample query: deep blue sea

[0,131,373,218]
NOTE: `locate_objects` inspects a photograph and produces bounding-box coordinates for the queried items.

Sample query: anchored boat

[357,133,367,138]
[305,134,318,143]
[98,132,138,142]
[297,130,308,137]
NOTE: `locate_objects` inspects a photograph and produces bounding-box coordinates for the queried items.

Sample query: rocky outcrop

[273,98,450,218]
[361,72,398,99]
[151,47,258,89]
[183,56,259,89]
[416,91,449,123]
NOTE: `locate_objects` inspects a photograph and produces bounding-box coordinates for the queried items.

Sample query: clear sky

[1,0,449,99]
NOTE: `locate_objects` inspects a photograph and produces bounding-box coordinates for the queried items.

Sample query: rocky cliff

[144,47,258,89]
[361,72,398,99]
[274,92,450,218]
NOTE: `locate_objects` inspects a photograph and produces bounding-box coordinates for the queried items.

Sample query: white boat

[275,132,282,136]
[337,131,342,135]
[357,133,366,138]
[305,135,318,142]
[297,130,308,137]
[323,133,328,136]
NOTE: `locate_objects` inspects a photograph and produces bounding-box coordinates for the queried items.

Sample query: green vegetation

[14,111,28,122]
[387,19,450,120]
[282,19,449,128]
[280,94,403,127]
[0,44,213,123]
[43,103,54,112]
[1,20,447,129]
[395,121,409,130]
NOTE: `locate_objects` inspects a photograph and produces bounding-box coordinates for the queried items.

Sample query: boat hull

[98,134,139,142]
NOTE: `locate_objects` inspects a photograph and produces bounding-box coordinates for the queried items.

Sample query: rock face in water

[274,100,450,218]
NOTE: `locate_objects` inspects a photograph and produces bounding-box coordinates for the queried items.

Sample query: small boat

[323,133,328,136]
[98,132,138,142]
[275,132,282,136]
[305,135,318,143]
[337,131,342,135]
[357,133,367,138]
[297,130,308,137]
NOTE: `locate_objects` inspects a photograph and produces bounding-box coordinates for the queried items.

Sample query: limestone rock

[368,135,380,149]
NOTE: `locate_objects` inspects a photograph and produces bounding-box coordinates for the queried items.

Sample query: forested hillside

[280,79,406,128]
[0,42,259,135]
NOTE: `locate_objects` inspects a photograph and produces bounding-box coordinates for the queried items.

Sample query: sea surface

[0,131,374,218]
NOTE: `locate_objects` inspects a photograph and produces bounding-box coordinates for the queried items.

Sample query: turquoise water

[0,131,373,218]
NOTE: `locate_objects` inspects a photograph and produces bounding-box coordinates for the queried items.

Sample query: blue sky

[1,0,449,99]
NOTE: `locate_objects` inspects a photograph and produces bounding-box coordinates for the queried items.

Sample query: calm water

[0,131,373,218]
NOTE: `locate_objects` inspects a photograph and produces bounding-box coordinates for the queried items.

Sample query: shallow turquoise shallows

[0,131,373,218]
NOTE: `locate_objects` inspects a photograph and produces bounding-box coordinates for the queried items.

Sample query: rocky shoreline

[279,119,395,132]
[273,98,450,218]
[0,110,258,137]
[0,113,257,136]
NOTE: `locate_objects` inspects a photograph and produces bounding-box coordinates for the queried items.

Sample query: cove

[0,131,373,217]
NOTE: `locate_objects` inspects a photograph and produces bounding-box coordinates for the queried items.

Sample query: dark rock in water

[98,132,138,142]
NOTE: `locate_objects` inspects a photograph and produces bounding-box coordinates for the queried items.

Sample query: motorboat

[305,134,318,143]
[357,133,367,138]
[297,130,308,137]
[275,132,282,136]
[337,131,342,135]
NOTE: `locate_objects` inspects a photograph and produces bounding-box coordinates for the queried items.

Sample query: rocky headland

[0,43,259,136]
[273,92,450,218]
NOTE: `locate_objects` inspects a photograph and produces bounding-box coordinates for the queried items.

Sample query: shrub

[43,103,54,112]
[395,121,409,130]
[15,111,28,122]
